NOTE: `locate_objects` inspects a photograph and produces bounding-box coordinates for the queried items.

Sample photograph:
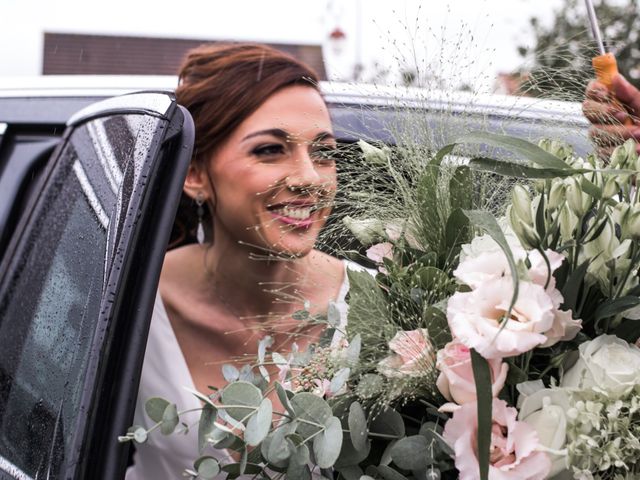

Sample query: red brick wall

[43,32,326,79]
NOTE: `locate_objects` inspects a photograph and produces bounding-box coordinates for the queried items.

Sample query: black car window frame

[0,93,193,480]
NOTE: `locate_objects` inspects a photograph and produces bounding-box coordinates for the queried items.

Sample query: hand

[582,74,640,158]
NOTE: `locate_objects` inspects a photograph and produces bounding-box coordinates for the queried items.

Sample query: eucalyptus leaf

[348,402,368,452]
[327,301,342,327]
[222,364,240,383]
[336,465,365,480]
[264,428,292,468]
[144,397,170,424]
[377,464,410,480]
[291,392,333,439]
[194,456,220,479]
[313,416,343,468]
[335,435,371,468]
[160,403,179,435]
[131,426,147,444]
[389,435,430,470]
[220,462,263,476]
[287,444,311,480]
[221,381,262,423]
[369,408,405,439]
[275,381,296,416]
[330,367,351,395]
[244,398,273,446]
[355,373,384,399]
[345,334,362,368]
[198,404,218,453]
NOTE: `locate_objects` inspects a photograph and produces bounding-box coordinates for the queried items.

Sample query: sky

[1,0,566,92]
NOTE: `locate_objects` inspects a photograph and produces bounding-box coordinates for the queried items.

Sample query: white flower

[517,381,571,477]
[447,277,555,359]
[561,335,640,396]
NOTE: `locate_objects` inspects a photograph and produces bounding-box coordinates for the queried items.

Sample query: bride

[125,43,364,479]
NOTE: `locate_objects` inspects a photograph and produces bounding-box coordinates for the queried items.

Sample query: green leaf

[287,449,312,480]
[263,428,292,468]
[594,296,640,322]
[453,131,572,170]
[327,301,341,327]
[160,403,179,435]
[220,462,263,476]
[275,382,296,416]
[389,436,430,470]
[445,208,470,250]
[198,404,218,453]
[221,381,262,423]
[355,373,384,399]
[345,334,361,367]
[330,367,351,395]
[560,259,590,311]
[346,271,394,356]
[244,398,273,446]
[419,423,454,457]
[462,210,519,313]
[348,402,368,452]
[469,158,575,179]
[449,166,473,211]
[313,416,343,468]
[335,435,371,468]
[290,393,333,439]
[127,425,148,444]
[194,456,220,479]
[222,364,240,383]
[414,266,451,291]
[471,349,493,480]
[144,397,170,423]
[377,464,410,480]
[369,408,405,439]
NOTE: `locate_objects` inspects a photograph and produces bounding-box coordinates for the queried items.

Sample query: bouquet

[122,132,640,480]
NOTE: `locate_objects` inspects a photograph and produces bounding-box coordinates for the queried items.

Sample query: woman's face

[207,85,337,257]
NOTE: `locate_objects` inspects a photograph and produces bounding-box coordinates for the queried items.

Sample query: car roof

[0,75,587,126]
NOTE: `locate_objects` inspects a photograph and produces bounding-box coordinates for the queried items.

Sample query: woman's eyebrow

[242,128,289,142]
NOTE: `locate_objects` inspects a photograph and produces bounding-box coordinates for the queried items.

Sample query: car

[0,75,592,480]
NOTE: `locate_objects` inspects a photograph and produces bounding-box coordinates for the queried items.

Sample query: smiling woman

[125,43,365,479]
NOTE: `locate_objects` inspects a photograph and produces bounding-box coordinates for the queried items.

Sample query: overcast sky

[2,0,566,91]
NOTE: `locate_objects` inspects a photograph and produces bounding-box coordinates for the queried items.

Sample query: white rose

[517,381,570,478]
[561,335,640,396]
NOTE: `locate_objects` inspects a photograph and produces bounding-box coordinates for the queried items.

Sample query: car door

[0,92,194,480]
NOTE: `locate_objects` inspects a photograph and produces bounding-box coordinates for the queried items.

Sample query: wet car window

[0,113,161,479]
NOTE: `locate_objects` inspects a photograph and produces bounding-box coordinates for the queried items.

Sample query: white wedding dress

[125,259,370,480]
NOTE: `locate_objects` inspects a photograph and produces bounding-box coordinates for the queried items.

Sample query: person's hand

[582,74,640,158]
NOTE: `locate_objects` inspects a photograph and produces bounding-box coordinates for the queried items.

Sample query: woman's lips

[269,204,316,228]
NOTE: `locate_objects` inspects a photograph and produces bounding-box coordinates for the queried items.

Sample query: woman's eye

[252,144,285,157]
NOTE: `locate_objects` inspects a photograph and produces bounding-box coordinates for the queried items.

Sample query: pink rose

[447,277,555,359]
[436,339,509,406]
[443,399,551,480]
[377,328,435,378]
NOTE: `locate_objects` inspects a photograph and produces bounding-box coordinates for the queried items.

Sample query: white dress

[125,259,370,480]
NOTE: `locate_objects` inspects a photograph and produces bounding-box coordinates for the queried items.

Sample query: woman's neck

[200,237,315,319]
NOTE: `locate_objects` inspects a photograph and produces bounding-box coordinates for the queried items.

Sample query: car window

[0,113,164,479]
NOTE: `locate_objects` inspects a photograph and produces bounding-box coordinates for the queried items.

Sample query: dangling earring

[196,192,205,245]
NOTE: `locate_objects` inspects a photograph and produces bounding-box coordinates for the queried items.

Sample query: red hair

[170,43,321,247]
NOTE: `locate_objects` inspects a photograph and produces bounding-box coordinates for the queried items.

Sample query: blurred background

[2,0,639,99]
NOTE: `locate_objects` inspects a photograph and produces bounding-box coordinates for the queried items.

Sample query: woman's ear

[183,164,210,201]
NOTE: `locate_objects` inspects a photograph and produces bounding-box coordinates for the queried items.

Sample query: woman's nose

[285,150,322,191]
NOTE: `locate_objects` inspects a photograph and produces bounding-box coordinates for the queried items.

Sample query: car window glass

[0,113,162,479]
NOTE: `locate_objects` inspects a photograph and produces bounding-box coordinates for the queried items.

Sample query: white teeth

[273,206,313,220]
